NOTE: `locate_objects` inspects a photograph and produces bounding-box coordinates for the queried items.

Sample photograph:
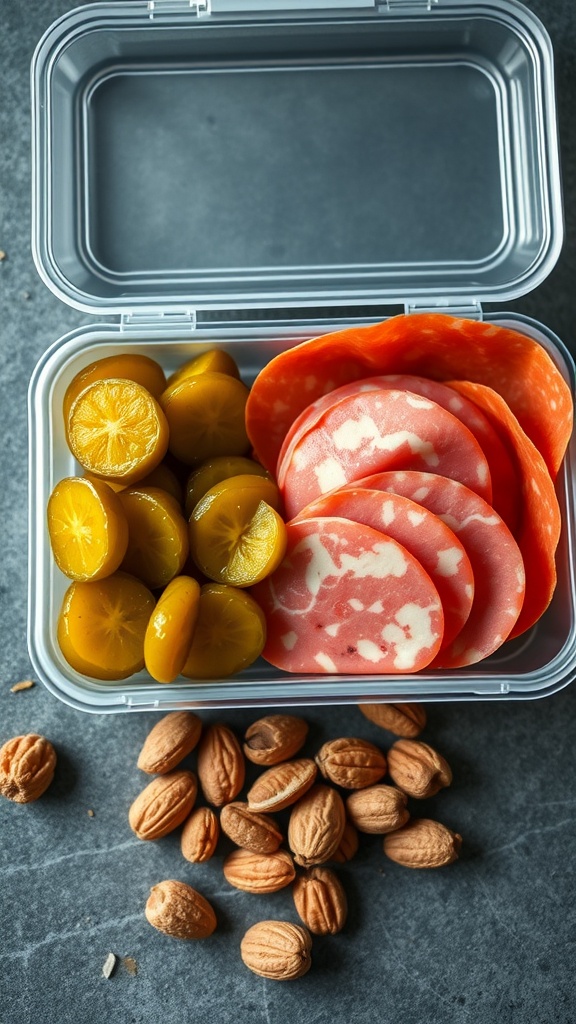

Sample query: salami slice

[446,380,561,638]
[277,372,520,533]
[253,516,444,674]
[379,315,573,479]
[281,388,492,519]
[356,471,526,667]
[245,313,572,478]
[246,321,385,473]
[294,487,474,648]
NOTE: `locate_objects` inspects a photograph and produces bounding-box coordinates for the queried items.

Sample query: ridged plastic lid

[31,0,562,315]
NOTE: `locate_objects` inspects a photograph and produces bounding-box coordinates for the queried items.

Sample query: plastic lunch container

[28,0,576,713]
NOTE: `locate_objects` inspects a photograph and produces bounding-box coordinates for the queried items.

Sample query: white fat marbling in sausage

[253,516,444,674]
[356,471,525,668]
[294,487,474,649]
[281,389,492,519]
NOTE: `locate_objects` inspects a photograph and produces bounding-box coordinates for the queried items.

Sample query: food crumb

[0,250,6,261]
[21,290,31,301]
[102,952,117,979]
[10,680,35,693]
[87,809,95,818]
[122,956,138,976]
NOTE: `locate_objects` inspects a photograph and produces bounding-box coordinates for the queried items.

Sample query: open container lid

[31,0,563,318]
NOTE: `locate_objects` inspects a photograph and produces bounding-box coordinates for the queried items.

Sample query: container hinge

[380,0,438,11]
[405,300,483,321]
[125,696,162,710]
[147,0,211,19]
[121,310,197,331]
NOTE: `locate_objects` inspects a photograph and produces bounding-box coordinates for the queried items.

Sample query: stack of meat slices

[247,314,573,675]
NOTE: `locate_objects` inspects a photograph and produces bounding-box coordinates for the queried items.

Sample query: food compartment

[28,315,576,712]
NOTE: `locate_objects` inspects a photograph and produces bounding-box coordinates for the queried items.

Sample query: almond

[181,806,220,863]
[243,715,308,766]
[196,723,245,807]
[223,848,296,893]
[220,802,283,854]
[358,702,427,737]
[345,784,409,834]
[315,737,387,789]
[0,734,56,803]
[247,758,317,813]
[330,819,360,864]
[129,770,197,840]
[387,739,452,799]
[240,920,312,980]
[292,867,347,935]
[145,880,216,939]
[383,818,462,868]
[288,784,346,867]
[137,711,202,774]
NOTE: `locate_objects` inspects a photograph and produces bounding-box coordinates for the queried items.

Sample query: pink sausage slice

[357,471,525,668]
[281,388,492,519]
[446,379,561,639]
[252,516,444,674]
[378,376,520,534]
[277,374,519,533]
[276,377,385,483]
[294,487,474,649]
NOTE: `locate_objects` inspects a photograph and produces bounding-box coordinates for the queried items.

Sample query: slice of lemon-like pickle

[160,371,250,466]
[189,475,287,588]
[67,378,169,484]
[181,583,266,679]
[185,456,271,519]
[144,575,201,684]
[47,476,128,582]
[63,353,166,425]
[119,486,189,590]
[165,348,241,390]
[57,572,155,680]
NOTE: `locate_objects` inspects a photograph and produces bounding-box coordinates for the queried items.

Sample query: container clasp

[405,300,483,321]
[121,310,197,332]
[148,0,210,18]
[382,0,438,10]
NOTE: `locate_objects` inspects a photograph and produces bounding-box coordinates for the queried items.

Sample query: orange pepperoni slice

[246,313,572,480]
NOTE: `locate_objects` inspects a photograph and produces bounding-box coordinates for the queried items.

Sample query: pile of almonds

[128,703,462,980]
[0,703,461,980]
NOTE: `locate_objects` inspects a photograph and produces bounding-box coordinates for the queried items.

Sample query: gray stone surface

[1,1,575,1022]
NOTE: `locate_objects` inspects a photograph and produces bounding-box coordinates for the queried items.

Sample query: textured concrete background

[1,1,575,1022]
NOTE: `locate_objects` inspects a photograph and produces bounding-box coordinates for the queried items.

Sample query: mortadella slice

[356,471,526,668]
[294,487,474,649]
[245,313,572,479]
[375,375,520,533]
[252,516,444,674]
[446,380,561,638]
[277,373,520,533]
[281,388,492,519]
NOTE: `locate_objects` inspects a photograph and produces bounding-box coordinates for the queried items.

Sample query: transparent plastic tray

[29,0,574,710]
[28,313,576,711]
